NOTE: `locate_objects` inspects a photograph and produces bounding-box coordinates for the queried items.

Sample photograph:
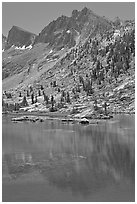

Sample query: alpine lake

[2,114,135,202]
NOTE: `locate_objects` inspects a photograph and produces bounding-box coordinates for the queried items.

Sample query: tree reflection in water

[3,115,135,196]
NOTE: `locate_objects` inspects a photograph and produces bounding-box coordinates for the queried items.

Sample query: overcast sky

[2,2,135,36]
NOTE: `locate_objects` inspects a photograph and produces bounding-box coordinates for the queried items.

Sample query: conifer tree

[62,90,66,97]
[53,81,57,87]
[35,95,37,103]
[30,86,33,93]
[31,93,34,104]
[104,101,107,115]
[46,95,49,105]
[44,93,49,104]
[19,92,22,97]
[38,89,41,96]
[51,95,54,109]
[27,90,29,97]
[66,92,71,103]
[22,96,28,107]
[94,99,98,111]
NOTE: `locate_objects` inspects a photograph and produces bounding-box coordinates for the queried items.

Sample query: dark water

[2,115,135,202]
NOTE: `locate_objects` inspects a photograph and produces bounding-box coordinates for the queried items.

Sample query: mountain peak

[72,9,79,18]
[81,7,88,12]
[11,25,36,35]
[72,7,93,18]
[81,7,92,15]
[6,25,36,49]
[34,6,112,49]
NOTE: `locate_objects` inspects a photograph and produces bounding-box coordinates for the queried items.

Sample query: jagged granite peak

[6,25,37,49]
[34,7,112,49]
[81,7,91,15]
[113,16,122,27]
[72,9,79,18]
[72,7,94,19]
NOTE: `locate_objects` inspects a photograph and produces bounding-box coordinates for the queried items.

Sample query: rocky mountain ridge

[3,7,112,51]
[5,25,36,50]
[34,7,112,49]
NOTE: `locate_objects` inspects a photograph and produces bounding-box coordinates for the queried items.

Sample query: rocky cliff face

[34,7,112,49]
[6,26,36,49]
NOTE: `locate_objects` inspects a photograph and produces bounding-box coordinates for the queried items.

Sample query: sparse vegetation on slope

[2,8,135,118]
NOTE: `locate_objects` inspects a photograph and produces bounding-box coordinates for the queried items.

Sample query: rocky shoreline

[10,115,110,125]
[2,109,134,126]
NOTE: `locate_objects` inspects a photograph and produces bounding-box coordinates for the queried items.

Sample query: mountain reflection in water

[2,115,135,201]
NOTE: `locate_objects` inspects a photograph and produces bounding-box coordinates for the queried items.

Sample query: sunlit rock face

[5,26,36,49]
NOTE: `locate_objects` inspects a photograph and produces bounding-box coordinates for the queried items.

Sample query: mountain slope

[2,8,135,114]
[2,7,112,80]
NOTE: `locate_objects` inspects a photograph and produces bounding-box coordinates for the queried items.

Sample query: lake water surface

[2,114,135,202]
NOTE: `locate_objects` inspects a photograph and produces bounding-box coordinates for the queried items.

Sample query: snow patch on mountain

[26,45,32,50]
[15,45,32,50]
[66,30,71,34]
[49,49,53,54]
[15,45,26,50]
